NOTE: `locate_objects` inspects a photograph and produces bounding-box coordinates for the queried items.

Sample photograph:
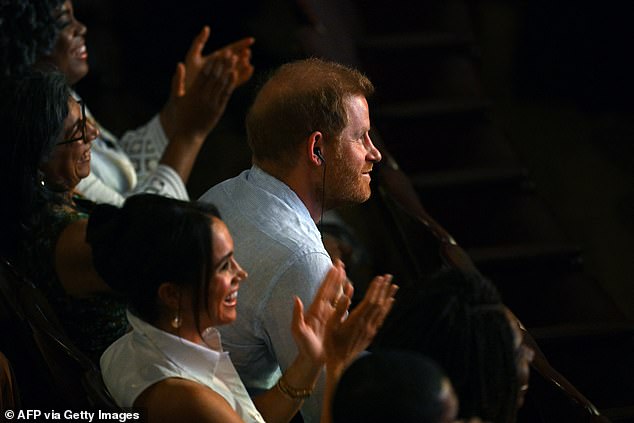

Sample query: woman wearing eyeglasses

[0,0,253,206]
[39,99,95,193]
[0,70,127,359]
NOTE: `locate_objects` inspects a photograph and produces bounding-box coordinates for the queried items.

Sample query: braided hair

[0,0,64,76]
[379,269,519,423]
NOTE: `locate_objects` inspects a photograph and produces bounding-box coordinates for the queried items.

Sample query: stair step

[360,31,476,52]
[601,406,634,423]
[411,166,531,194]
[422,193,568,248]
[374,101,517,174]
[533,324,634,410]
[469,243,582,270]
[351,0,475,37]
[375,97,491,119]
[489,269,625,328]
[529,322,634,343]
[364,49,484,102]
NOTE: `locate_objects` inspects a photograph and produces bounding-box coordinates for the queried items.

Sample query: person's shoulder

[101,330,184,407]
[198,171,248,203]
[198,179,230,202]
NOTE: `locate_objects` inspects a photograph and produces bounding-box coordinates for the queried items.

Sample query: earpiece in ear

[314,147,325,164]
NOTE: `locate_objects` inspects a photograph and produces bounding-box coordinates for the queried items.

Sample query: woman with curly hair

[0,0,254,206]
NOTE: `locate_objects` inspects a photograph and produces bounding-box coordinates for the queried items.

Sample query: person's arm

[157,27,254,184]
[118,27,253,185]
[252,253,332,423]
[251,262,347,423]
[252,263,397,423]
[182,26,254,91]
[54,218,111,297]
[134,378,246,423]
[129,163,189,200]
[157,53,237,183]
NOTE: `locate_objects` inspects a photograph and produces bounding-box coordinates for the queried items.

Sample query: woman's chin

[218,310,237,326]
[67,63,90,86]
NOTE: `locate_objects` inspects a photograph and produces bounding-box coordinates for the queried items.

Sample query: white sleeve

[77,164,188,205]
[130,164,190,201]
[117,115,169,181]
[98,115,189,201]
[75,173,125,206]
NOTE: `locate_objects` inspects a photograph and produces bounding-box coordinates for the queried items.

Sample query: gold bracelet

[276,375,313,401]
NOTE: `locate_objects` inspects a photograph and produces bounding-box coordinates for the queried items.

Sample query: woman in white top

[2,0,253,205]
[89,194,397,423]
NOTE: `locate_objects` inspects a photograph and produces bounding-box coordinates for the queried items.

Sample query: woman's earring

[171,313,182,329]
[37,170,46,187]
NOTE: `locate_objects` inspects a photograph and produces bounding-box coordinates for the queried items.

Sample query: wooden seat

[0,351,20,412]
[0,259,118,409]
[0,259,60,407]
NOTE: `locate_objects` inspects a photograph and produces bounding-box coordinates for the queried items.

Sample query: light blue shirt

[199,166,332,423]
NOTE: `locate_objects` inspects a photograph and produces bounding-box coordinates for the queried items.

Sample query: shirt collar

[248,165,316,228]
[126,310,226,381]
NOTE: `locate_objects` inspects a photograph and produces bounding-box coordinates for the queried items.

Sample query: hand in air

[324,273,397,371]
[160,26,254,142]
[184,26,254,91]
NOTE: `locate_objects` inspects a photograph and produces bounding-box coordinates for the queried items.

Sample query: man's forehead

[344,95,370,123]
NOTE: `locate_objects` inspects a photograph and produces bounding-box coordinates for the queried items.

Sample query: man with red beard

[199,58,382,423]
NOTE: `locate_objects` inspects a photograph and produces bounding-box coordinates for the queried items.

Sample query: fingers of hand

[364,274,393,304]
[199,54,238,105]
[354,275,397,329]
[343,280,354,299]
[186,26,210,62]
[317,263,347,307]
[224,36,255,53]
[169,63,186,98]
[291,296,306,334]
[333,296,351,323]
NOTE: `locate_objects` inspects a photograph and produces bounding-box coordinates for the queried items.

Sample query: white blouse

[101,311,265,423]
[73,92,188,206]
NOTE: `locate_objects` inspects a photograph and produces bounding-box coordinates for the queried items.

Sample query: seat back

[0,258,117,409]
[20,282,95,408]
[0,351,20,412]
[0,259,61,407]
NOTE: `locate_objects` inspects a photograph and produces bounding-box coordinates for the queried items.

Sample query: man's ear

[158,282,181,311]
[306,131,324,166]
